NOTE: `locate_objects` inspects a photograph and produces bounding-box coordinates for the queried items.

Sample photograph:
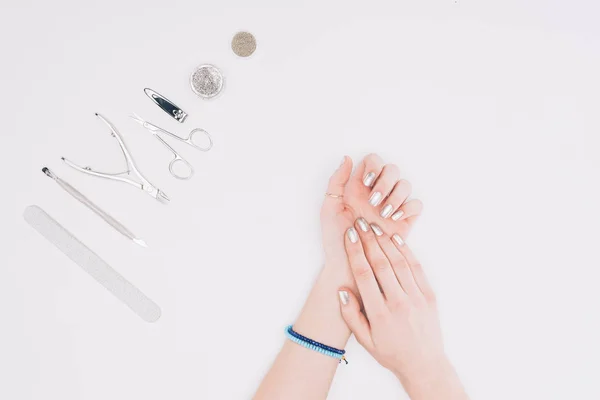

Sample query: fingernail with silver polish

[357,218,369,232]
[391,210,405,221]
[392,233,405,246]
[363,172,376,187]
[370,223,383,236]
[340,156,346,167]
[380,204,394,218]
[369,191,383,206]
[339,290,349,305]
[347,227,358,243]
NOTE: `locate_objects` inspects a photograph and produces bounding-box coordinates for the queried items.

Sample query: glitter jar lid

[231,32,257,57]
[190,64,224,99]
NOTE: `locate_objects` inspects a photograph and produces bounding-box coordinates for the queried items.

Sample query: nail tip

[393,234,405,246]
[370,224,383,236]
[338,290,349,305]
[347,227,359,243]
[368,192,382,207]
[391,210,405,221]
[380,204,394,218]
[363,172,376,187]
[356,217,369,232]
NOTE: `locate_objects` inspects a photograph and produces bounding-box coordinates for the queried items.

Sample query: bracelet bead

[285,325,348,364]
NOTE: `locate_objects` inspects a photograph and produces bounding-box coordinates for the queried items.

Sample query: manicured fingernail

[369,191,382,206]
[380,204,394,218]
[392,233,405,246]
[370,223,383,236]
[363,172,376,187]
[339,290,349,305]
[391,210,405,221]
[347,227,358,243]
[340,156,346,166]
[356,218,369,232]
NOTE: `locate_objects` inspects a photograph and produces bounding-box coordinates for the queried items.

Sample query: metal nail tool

[144,88,188,123]
[62,113,170,204]
[130,113,213,180]
[42,167,147,247]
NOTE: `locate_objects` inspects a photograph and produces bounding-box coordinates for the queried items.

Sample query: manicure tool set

[24,32,257,322]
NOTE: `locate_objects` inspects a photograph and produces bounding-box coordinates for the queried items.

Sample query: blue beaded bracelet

[285,325,348,364]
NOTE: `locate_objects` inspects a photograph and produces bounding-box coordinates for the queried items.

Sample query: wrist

[395,356,468,400]
[293,267,351,349]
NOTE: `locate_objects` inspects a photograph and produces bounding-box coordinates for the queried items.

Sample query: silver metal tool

[23,205,161,323]
[62,113,170,204]
[144,88,187,123]
[130,113,213,180]
[42,167,147,247]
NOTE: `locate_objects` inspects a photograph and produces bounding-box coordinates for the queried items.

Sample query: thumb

[324,156,353,205]
[338,289,373,350]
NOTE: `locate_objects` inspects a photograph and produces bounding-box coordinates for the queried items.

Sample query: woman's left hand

[321,154,423,285]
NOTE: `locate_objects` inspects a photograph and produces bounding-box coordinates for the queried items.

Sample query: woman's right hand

[338,220,468,400]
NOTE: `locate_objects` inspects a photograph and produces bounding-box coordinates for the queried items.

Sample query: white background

[1,0,599,399]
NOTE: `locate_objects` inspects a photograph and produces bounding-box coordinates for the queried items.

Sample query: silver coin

[190,64,224,99]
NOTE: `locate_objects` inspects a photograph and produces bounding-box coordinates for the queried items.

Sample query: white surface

[2,1,599,399]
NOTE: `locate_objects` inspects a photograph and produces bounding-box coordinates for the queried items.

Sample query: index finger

[345,227,386,317]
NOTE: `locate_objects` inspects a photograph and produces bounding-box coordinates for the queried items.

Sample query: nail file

[23,205,161,323]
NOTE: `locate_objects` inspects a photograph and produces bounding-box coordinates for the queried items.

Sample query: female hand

[338,221,468,399]
[321,154,423,281]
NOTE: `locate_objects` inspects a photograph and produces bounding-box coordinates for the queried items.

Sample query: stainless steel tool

[62,113,170,204]
[42,167,147,247]
[130,113,213,180]
[144,88,188,123]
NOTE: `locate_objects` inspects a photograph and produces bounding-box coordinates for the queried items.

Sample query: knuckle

[397,179,412,193]
[411,262,424,273]
[388,255,405,267]
[393,260,410,272]
[354,265,373,280]
[411,198,424,209]
[411,295,428,308]
[327,175,342,188]
[342,310,356,323]
[371,309,389,321]
[348,246,365,259]
[371,256,391,272]
[384,163,400,174]
[389,298,410,312]
[365,153,382,164]
[425,291,437,305]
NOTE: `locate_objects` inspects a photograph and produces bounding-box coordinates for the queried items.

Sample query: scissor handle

[168,156,194,180]
[186,128,213,152]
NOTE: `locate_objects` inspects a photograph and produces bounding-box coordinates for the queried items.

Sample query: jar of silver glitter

[190,64,224,99]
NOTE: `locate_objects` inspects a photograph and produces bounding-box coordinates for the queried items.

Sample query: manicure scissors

[62,113,170,204]
[130,113,213,180]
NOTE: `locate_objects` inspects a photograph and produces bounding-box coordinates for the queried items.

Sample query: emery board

[23,205,161,323]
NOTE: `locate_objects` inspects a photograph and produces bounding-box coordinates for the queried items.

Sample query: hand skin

[253,154,422,400]
[338,219,469,400]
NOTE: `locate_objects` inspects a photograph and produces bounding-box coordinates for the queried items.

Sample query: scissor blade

[130,114,161,133]
[156,189,170,204]
[129,113,146,125]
